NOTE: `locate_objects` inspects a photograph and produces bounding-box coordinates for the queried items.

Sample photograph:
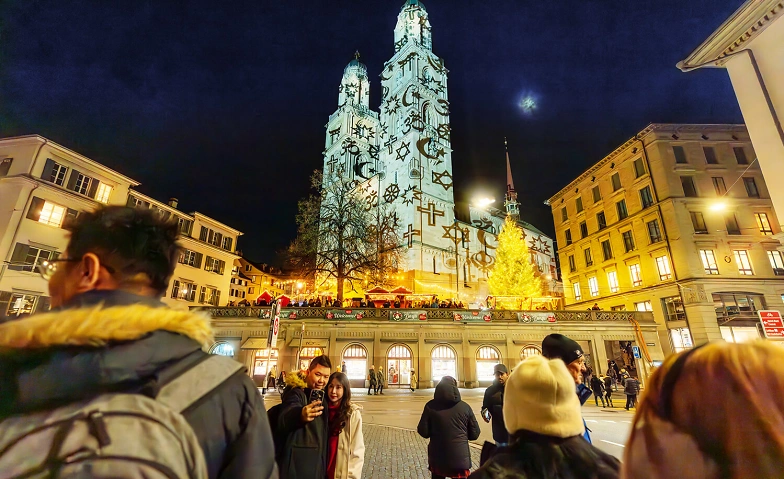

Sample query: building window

[431,345,457,382]
[573,283,582,301]
[616,199,628,220]
[639,186,653,209]
[725,214,741,235]
[662,296,686,321]
[700,250,719,274]
[601,239,613,261]
[673,146,688,164]
[755,213,773,235]
[584,248,593,267]
[579,221,588,239]
[521,346,542,359]
[92,183,112,204]
[647,219,663,243]
[179,250,202,268]
[199,286,220,306]
[690,211,708,234]
[633,158,645,178]
[575,197,583,213]
[611,305,627,311]
[733,250,753,275]
[177,217,193,236]
[714,292,766,323]
[596,211,607,230]
[629,263,642,287]
[0,158,13,177]
[767,250,784,275]
[564,229,572,246]
[622,230,635,252]
[44,160,68,186]
[712,177,727,196]
[71,172,93,195]
[476,346,501,381]
[8,244,59,272]
[592,185,601,203]
[210,342,235,357]
[733,146,748,165]
[743,177,759,198]
[703,146,718,164]
[561,207,568,222]
[670,328,694,353]
[0,292,49,318]
[607,271,619,293]
[223,237,234,251]
[171,280,196,302]
[38,201,66,227]
[635,301,652,312]
[205,256,226,274]
[611,173,621,191]
[655,255,672,280]
[588,277,599,297]
[568,255,576,272]
[681,176,697,197]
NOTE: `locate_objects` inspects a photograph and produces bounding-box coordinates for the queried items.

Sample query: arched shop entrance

[475,345,501,385]
[209,341,235,358]
[520,345,542,362]
[431,344,457,383]
[253,348,279,384]
[387,344,412,387]
[342,343,368,388]
[298,347,324,370]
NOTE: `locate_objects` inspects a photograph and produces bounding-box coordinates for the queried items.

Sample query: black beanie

[542,334,584,365]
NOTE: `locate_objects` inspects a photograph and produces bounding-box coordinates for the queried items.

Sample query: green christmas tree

[488,217,543,298]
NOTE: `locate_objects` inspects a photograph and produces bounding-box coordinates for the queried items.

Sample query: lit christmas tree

[488,217,543,298]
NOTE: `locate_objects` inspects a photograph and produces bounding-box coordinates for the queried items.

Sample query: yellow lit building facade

[549,124,784,354]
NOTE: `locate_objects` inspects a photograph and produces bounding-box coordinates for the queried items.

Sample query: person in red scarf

[326,372,365,479]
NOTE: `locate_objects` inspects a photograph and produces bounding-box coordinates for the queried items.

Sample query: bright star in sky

[519,95,537,116]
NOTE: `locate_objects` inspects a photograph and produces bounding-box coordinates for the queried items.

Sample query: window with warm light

[733,250,753,275]
[573,282,581,301]
[607,271,619,293]
[655,255,672,280]
[38,201,66,227]
[699,249,719,274]
[95,183,112,203]
[629,264,642,287]
[635,301,652,312]
[171,280,197,301]
[767,251,784,275]
[662,296,686,321]
[755,213,773,235]
[588,277,599,297]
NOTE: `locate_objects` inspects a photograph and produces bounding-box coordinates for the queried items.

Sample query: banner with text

[326,309,365,320]
[453,311,492,322]
[517,312,557,323]
[389,310,428,321]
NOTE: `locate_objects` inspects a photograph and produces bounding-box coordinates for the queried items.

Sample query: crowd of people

[2,205,784,479]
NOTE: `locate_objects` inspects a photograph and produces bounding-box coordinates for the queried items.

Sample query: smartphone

[481,409,491,421]
[309,389,325,404]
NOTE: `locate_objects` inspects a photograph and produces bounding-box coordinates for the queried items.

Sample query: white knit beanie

[503,355,585,438]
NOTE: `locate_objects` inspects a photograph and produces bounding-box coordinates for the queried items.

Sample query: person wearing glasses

[0,206,277,479]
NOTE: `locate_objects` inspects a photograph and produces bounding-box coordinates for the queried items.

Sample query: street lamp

[474,197,495,209]
[710,201,727,212]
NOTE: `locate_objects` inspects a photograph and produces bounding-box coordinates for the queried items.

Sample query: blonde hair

[623,341,784,479]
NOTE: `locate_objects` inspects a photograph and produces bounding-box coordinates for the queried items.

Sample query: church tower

[504,138,520,220]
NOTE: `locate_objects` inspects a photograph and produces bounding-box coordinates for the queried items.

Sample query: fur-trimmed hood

[284,370,307,389]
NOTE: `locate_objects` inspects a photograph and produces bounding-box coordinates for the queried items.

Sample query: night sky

[0,0,744,263]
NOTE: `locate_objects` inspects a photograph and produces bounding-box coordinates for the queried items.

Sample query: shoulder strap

[156,355,244,412]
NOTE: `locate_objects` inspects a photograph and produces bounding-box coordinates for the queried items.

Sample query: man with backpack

[0,206,277,478]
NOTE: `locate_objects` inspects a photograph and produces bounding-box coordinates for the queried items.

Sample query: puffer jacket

[417,380,481,473]
[0,289,277,479]
[624,378,640,396]
[334,403,365,479]
[481,380,508,444]
[368,369,378,387]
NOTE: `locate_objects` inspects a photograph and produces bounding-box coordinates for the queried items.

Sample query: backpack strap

[156,355,244,413]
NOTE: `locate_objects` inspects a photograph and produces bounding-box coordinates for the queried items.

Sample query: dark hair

[309,355,332,371]
[327,372,352,436]
[65,205,180,295]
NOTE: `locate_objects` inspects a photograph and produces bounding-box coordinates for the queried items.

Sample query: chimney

[168,198,179,209]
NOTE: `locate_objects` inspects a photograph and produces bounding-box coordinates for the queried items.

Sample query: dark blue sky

[0,0,743,262]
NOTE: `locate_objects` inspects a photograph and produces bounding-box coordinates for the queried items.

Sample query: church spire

[504,138,520,220]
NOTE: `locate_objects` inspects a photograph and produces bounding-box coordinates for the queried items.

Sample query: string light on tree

[488,217,543,298]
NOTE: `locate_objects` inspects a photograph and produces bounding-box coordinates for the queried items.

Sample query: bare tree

[289,170,403,301]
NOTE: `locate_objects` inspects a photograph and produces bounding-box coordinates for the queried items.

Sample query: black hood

[433,378,461,404]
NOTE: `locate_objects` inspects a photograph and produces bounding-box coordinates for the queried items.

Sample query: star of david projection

[442,222,462,243]
[403,224,421,248]
[383,184,400,203]
[394,39,406,52]
[437,124,451,141]
[417,201,444,226]
[396,141,411,162]
[432,170,453,191]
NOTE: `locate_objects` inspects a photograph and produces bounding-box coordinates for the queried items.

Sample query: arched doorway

[253,348,279,386]
[387,344,412,386]
[520,345,542,364]
[476,345,501,383]
[209,341,235,358]
[298,347,323,370]
[342,343,368,388]
[431,344,457,382]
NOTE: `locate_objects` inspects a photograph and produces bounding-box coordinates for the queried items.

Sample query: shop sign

[457,311,493,322]
[281,309,298,319]
[517,312,556,323]
[267,302,282,348]
[632,345,641,359]
[326,309,364,320]
[390,310,428,321]
[759,310,784,338]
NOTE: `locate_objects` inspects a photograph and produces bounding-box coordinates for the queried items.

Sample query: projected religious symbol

[395,141,411,162]
[403,224,421,248]
[383,184,400,203]
[432,170,453,191]
[417,201,445,226]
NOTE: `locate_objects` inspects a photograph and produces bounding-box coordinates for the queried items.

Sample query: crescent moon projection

[402,84,417,107]
[416,137,445,161]
[380,64,394,81]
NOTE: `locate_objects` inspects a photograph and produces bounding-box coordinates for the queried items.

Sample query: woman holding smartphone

[326,372,365,479]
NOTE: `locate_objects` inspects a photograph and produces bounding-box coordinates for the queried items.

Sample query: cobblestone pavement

[362,424,482,479]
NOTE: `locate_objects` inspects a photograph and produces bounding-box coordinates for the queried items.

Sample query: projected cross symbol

[403,224,421,248]
[418,201,445,227]
[326,156,340,174]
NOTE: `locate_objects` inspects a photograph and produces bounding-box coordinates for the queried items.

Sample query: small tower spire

[354,50,360,61]
[504,137,520,220]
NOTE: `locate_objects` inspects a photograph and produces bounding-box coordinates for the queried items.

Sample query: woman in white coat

[326,372,365,479]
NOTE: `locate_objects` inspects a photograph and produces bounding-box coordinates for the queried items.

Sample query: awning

[390,286,413,294]
[366,287,389,294]
[286,337,329,348]
[241,338,270,349]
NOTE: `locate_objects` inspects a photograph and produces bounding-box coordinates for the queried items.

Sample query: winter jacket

[368,370,378,387]
[375,370,385,386]
[275,373,329,479]
[469,432,620,479]
[624,378,640,396]
[481,381,508,444]
[0,289,277,479]
[410,372,418,390]
[417,380,481,473]
[334,403,365,479]
[590,376,605,396]
[603,376,613,392]
[577,383,593,444]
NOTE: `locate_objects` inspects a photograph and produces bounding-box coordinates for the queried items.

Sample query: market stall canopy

[366,287,390,294]
[278,295,291,307]
[257,291,272,302]
[390,286,413,294]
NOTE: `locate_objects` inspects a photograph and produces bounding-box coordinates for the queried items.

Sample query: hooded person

[0,206,277,479]
[418,376,481,479]
[541,333,593,443]
[469,356,620,479]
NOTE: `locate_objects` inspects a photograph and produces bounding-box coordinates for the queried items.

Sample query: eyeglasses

[38,258,115,281]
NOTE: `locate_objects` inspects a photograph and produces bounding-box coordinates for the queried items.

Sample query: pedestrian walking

[0,206,277,479]
[326,372,365,479]
[368,365,377,395]
[341,360,348,374]
[623,375,640,410]
[410,370,418,392]
[622,341,784,479]
[469,355,620,479]
[591,374,607,408]
[542,334,593,443]
[481,364,509,447]
[418,376,481,479]
[603,374,614,408]
[375,368,385,395]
